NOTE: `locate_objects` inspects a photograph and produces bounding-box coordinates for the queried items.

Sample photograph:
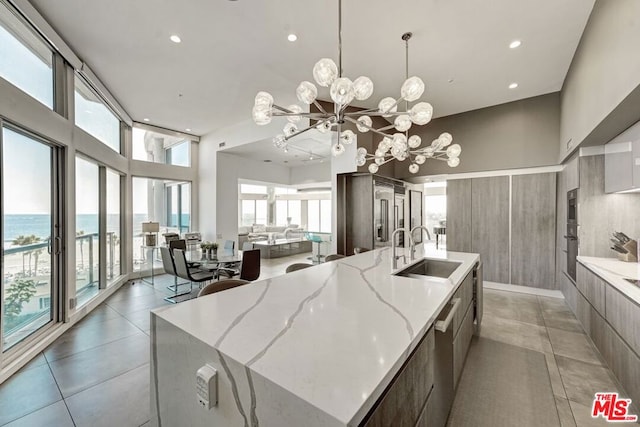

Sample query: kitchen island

[150,246,480,427]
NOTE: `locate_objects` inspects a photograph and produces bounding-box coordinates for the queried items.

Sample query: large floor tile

[49,332,149,398]
[483,289,545,326]
[0,364,62,425]
[548,327,604,366]
[556,355,622,408]
[65,364,150,427]
[106,282,158,303]
[546,353,568,399]
[74,303,123,328]
[3,401,74,427]
[556,397,577,427]
[479,313,553,354]
[539,296,584,333]
[448,337,559,427]
[44,316,140,362]
[122,307,154,331]
[106,291,169,315]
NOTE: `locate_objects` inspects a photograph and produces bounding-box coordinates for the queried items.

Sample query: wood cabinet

[470,176,510,283]
[446,179,472,253]
[576,263,606,315]
[453,302,474,390]
[361,328,435,427]
[511,173,557,289]
[570,262,640,410]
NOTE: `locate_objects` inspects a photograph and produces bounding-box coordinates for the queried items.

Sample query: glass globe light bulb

[331,143,345,156]
[357,147,367,157]
[341,129,355,145]
[394,115,412,132]
[401,76,425,102]
[252,105,272,125]
[395,151,408,161]
[273,134,286,148]
[392,133,407,150]
[409,163,419,174]
[313,58,338,87]
[439,132,453,147]
[431,138,443,150]
[316,121,332,133]
[357,115,372,133]
[447,157,460,167]
[375,156,385,165]
[283,122,297,137]
[330,77,355,106]
[379,137,392,151]
[375,148,385,157]
[424,146,435,157]
[409,102,433,125]
[408,135,422,148]
[286,104,303,123]
[353,76,374,100]
[356,156,366,167]
[254,91,274,107]
[378,97,398,117]
[447,143,462,158]
[415,154,426,164]
[296,81,318,105]
[368,163,379,174]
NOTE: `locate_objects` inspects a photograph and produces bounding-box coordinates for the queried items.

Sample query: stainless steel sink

[394,258,462,279]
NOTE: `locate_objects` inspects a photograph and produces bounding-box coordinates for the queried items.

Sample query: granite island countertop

[577,256,640,304]
[152,246,479,426]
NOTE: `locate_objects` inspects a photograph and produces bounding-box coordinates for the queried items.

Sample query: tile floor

[0,264,637,426]
[450,288,638,426]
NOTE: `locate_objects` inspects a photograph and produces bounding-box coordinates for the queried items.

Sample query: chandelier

[251,0,461,174]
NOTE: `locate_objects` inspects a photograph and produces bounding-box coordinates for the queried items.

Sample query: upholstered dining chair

[285,263,314,273]
[324,254,346,262]
[197,279,249,298]
[173,249,214,299]
[159,247,193,303]
[218,248,261,281]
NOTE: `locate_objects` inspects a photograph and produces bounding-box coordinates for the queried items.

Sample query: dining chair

[285,263,313,273]
[169,239,187,251]
[197,279,249,297]
[159,247,192,303]
[324,254,346,262]
[173,249,214,300]
[353,247,371,254]
[239,249,261,281]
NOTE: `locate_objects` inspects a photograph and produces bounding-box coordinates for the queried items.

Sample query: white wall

[214,152,291,243]
[290,162,331,185]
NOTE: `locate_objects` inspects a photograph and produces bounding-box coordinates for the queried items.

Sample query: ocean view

[3,213,190,247]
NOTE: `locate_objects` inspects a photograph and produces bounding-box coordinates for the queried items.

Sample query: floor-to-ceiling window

[132,125,191,167]
[75,157,99,307]
[132,177,191,270]
[1,125,61,352]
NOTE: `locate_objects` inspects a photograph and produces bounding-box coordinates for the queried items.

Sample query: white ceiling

[31,0,595,136]
[223,131,333,167]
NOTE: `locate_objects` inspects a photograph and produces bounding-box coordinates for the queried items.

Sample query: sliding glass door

[1,125,61,354]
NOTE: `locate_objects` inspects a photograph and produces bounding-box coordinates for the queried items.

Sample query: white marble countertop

[153,245,479,425]
[577,256,640,304]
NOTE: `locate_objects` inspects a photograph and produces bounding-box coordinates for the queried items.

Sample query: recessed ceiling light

[509,40,521,49]
[143,118,150,122]
[509,82,519,89]
[288,34,297,42]
[170,35,181,43]
[185,128,191,132]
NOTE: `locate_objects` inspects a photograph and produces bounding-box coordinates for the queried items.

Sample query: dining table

[188,250,243,279]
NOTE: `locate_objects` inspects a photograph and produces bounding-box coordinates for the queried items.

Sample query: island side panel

[150,314,345,427]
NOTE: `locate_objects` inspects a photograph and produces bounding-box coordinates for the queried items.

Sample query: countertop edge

[577,256,640,305]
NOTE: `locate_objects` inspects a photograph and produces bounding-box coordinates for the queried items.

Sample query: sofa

[238,224,305,248]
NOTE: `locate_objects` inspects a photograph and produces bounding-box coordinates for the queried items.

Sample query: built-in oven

[565,190,578,281]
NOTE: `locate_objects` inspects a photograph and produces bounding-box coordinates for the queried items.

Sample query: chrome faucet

[391,228,415,270]
[410,226,432,261]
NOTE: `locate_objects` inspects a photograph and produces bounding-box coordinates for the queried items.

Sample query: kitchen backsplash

[578,154,640,258]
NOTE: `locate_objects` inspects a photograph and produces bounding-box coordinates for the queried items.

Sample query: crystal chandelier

[251,0,461,174]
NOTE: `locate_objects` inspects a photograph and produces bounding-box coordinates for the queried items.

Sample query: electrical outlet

[196,364,218,409]
[69,297,77,310]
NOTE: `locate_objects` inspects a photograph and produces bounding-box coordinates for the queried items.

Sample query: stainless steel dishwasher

[429,297,461,427]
